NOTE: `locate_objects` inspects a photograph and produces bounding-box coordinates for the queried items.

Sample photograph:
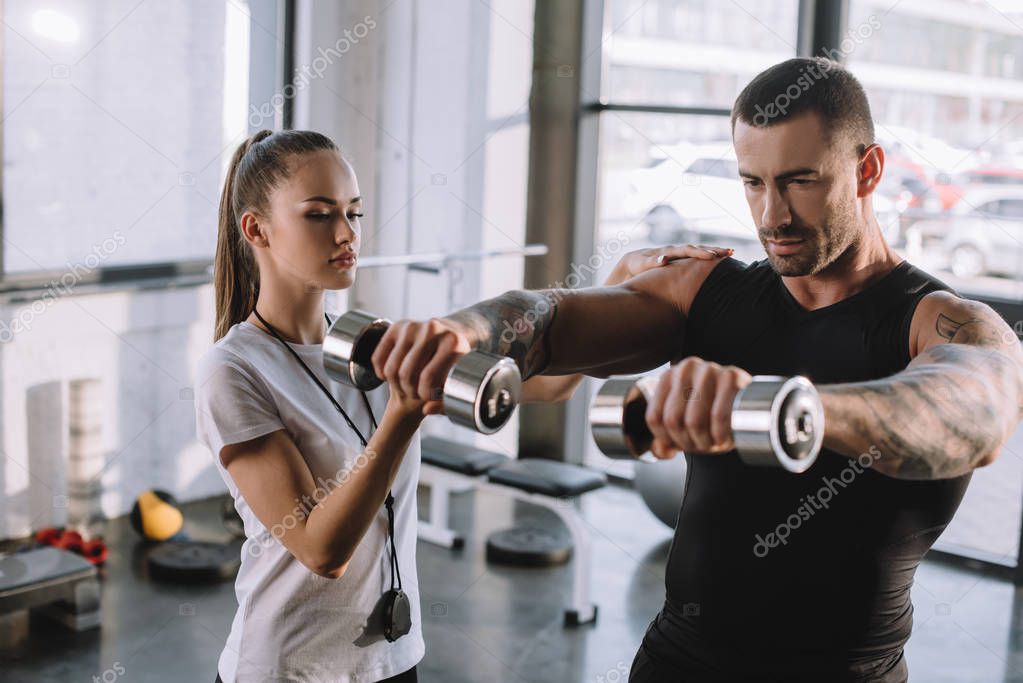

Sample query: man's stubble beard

[762,196,858,277]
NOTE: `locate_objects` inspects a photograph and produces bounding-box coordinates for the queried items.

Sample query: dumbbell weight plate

[323,310,391,390]
[589,376,659,459]
[731,375,823,473]
[443,351,522,434]
[324,310,523,434]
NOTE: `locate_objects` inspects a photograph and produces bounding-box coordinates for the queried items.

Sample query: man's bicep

[911,291,1021,358]
[908,291,1023,411]
[544,279,685,377]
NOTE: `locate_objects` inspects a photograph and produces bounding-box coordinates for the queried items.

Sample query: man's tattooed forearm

[821,297,1023,480]
[822,344,1016,480]
[444,289,566,379]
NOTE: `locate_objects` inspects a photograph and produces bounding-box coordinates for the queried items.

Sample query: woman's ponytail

[212,128,341,342]
[214,130,271,341]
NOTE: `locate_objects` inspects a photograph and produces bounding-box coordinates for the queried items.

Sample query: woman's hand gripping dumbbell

[589,357,824,473]
[323,310,521,434]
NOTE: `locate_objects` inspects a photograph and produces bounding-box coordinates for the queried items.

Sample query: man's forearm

[444,289,566,380]
[819,344,1021,480]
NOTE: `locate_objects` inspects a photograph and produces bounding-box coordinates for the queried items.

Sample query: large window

[584,0,801,475]
[2,0,281,275]
[602,0,799,108]
[846,0,1023,568]
[847,1,1023,302]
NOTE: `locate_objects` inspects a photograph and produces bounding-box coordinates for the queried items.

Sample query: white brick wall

[1,283,224,539]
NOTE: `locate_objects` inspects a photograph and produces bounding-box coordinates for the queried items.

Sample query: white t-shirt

[194,320,424,683]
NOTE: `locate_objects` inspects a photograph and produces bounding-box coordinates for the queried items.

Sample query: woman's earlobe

[240,213,269,246]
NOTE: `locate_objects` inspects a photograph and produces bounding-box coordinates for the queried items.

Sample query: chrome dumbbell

[589,374,824,473]
[322,310,521,434]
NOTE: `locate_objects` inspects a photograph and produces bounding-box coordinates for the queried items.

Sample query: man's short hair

[731,57,875,155]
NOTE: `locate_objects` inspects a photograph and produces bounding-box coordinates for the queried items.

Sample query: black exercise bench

[417,435,606,626]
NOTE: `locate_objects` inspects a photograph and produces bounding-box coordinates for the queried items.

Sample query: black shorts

[628,642,908,683]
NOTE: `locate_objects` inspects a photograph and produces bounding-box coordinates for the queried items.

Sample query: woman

[195,128,730,682]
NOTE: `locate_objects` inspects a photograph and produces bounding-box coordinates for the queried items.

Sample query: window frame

[0,0,295,296]
[570,0,808,478]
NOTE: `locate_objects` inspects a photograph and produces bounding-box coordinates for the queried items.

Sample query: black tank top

[641,257,972,681]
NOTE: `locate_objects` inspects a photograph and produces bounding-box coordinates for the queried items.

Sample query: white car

[639,143,902,249]
[638,143,757,246]
[939,186,1023,278]
[616,142,731,219]
[875,125,981,176]
[913,186,1023,244]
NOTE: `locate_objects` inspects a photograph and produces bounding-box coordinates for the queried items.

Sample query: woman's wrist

[382,398,427,431]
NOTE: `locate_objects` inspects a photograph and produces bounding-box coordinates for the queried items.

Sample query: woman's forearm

[302,406,422,576]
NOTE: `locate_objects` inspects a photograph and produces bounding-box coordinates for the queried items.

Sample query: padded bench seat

[486,459,607,497]
[421,435,509,475]
[421,436,607,497]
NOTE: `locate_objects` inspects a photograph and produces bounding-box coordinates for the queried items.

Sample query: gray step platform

[0,546,101,631]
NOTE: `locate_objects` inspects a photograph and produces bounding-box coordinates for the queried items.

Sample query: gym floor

[2,483,1022,683]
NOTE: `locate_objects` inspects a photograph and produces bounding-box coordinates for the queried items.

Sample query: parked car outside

[940,186,1023,278]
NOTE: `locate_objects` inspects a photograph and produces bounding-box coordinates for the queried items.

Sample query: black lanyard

[251,309,402,596]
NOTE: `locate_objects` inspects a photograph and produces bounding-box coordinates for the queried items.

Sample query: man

[371,58,1023,682]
